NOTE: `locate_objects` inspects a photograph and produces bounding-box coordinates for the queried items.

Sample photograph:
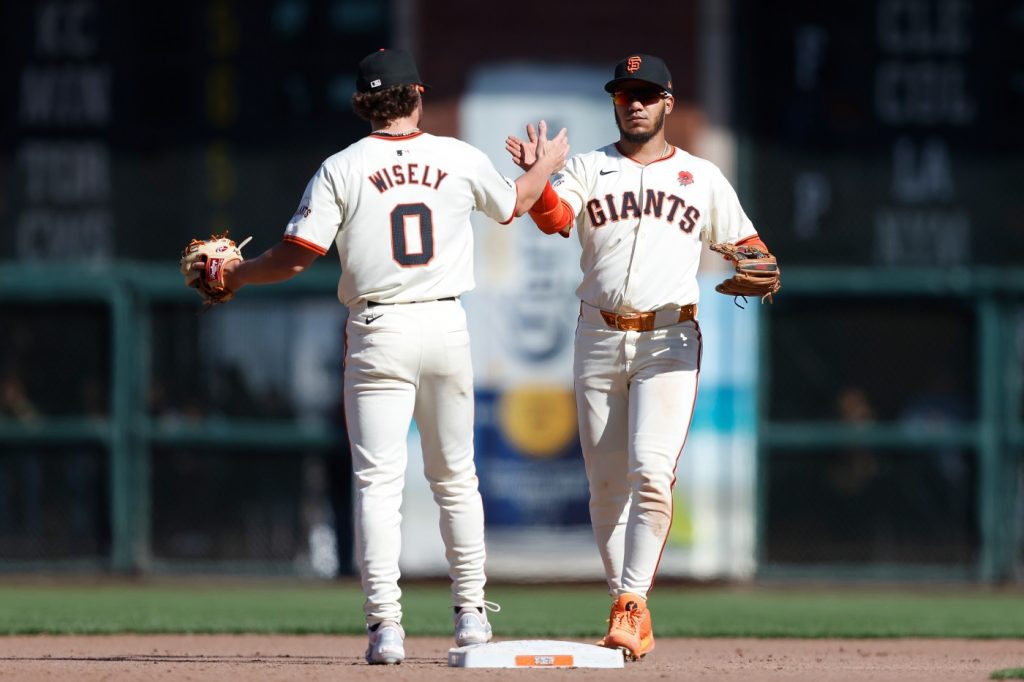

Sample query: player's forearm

[735,233,769,252]
[513,163,560,216]
[224,240,319,290]
[526,182,574,234]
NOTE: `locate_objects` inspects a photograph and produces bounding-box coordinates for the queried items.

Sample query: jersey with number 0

[552,144,757,312]
[283,131,518,307]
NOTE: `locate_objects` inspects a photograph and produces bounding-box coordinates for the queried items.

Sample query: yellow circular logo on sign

[497,385,578,459]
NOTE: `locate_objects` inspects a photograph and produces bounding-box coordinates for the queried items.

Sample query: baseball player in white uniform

[507,53,773,661]
[214,48,568,665]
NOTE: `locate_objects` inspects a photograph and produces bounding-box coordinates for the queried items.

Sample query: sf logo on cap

[626,56,642,73]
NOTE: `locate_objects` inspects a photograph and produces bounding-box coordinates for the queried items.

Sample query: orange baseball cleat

[598,593,655,661]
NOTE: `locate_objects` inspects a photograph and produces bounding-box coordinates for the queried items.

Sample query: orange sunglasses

[611,89,666,106]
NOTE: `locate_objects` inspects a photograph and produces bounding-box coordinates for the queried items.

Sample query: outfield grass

[1,581,1022,638]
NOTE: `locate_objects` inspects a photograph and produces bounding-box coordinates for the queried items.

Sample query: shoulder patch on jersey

[677,170,694,186]
[552,173,565,187]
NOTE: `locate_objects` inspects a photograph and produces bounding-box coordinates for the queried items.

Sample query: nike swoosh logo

[599,169,618,175]
[363,314,383,324]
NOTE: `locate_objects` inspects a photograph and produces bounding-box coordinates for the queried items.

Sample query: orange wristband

[736,234,768,252]
[530,200,574,234]
[528,182,572,234]
[532,182,560,213]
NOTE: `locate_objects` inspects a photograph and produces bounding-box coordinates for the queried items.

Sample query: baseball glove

[708,241,781,304]
[179,233,252,307]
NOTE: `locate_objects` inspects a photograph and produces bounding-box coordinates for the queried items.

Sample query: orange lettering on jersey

[391,164,406,184]
[407,163,420,184]
[433,168,448,189]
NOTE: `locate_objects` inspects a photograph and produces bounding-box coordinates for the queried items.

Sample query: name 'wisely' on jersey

[554,144,757,312]
[283,132,518,307]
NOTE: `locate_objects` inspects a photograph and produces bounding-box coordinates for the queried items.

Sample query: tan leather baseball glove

[708,241,781,304]
[179,233,251,307]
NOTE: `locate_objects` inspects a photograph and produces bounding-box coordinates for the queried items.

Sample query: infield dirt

[1,635,1022,681]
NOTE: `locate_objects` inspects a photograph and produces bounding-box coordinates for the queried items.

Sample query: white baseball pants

[574,318,702,599]
[344,299,487,625]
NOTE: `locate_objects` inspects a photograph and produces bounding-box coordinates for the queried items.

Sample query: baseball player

[200,49,568,664]
[506,53,776,661]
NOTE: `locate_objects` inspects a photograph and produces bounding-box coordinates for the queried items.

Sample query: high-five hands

[507,120,567,173]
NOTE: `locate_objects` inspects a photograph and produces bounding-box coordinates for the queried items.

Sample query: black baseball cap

[356,48,430,93]
[604,54,673,95]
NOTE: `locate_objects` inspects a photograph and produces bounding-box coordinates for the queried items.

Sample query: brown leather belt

[582,302,698,332]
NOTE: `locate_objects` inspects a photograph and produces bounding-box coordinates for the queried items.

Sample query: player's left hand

[179,233,251,308]
[708,241,781,304]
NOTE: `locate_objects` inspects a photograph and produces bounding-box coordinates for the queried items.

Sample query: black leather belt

[366,296,457,308]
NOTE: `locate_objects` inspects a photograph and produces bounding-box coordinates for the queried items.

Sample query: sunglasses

[612,89,666,106]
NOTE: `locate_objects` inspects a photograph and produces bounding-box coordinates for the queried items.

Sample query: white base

[448,640,624,668]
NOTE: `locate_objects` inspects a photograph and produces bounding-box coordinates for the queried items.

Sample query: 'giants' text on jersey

[552,143,757,312]
[586,190,700,233]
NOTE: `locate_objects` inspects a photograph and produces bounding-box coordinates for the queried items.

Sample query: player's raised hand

[501,119,552,168]
[509,121,570,217]
[504,134,530,170]
[532,120,569,174]
[505,122,538,171]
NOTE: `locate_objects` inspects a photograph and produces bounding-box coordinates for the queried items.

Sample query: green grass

[1,581,1023,638]
[992,669,1024,680]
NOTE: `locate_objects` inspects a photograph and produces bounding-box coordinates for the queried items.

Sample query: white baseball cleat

[454,601,500,647]
[365,620,405,664]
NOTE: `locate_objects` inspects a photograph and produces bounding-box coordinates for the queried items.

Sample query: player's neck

[616,136,672,165]
[372,115,421,137]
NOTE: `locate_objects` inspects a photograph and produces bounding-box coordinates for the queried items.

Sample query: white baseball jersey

[556,141,757,602]
[284,129,516,625]
[283,131,518,306]
[552,144,757,312]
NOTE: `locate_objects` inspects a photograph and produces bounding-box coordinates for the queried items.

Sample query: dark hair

[351,84,420,123]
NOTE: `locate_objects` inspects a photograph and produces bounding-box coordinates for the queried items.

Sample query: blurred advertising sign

[460,65,608,538]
